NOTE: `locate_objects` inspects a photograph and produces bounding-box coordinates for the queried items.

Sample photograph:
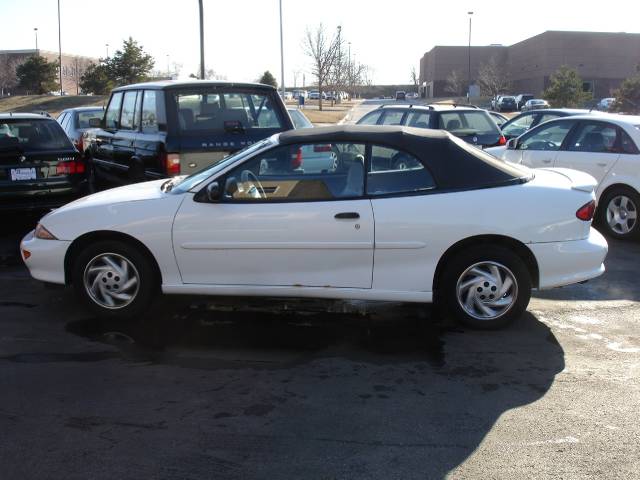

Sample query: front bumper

[530,227,608,289]
[20,230,71,285]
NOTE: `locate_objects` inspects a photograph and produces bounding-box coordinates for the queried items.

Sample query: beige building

[419,31,640,99]
[0,49,98,95]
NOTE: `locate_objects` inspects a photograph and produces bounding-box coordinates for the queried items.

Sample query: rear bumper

[530,227,608,289]
[20,230,70,285]
[0,180,88,211]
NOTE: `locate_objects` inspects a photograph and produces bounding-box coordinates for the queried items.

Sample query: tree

[477,56,510,98]
[189,68,226,80]
[107,37,154,85]
[303,24,340,111]
[444,69,464,97]
[258,71,277,88]
[411,66,419,89]
[16,55,58,94]
[543,66,591,108]
[612,75,640,114]
[0,55,20,96]
[80,62,113,95]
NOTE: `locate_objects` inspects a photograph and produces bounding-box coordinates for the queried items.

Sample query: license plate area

[10,168,37,181]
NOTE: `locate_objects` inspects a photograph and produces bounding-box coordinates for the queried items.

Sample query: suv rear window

[173,91,283,134]
[0,119,72,151]
[438,111,499,135]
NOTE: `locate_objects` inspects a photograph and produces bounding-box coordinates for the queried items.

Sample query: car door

[110,90,140,183]
[515,119,576,168]
[554,120,621,183]
[92,91,122,181]
[172,141,374,288]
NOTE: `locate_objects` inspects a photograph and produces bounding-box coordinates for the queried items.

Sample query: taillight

[164,153,181,176]
[291,148,302,169]
[576,200,596,221]
[498,135,506,146]
[313,144,332,152]
[56,159,85,175]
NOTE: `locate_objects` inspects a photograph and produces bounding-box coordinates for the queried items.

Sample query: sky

[2,0,640,86]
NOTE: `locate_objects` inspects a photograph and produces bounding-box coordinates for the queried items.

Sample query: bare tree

[477,56,510,98]
[303,24,340,111]
[444,69,464,96]
[411,66,419,89]
[0,55,19,97]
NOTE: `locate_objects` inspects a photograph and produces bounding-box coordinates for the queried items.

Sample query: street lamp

[34,28,38,51]
[105,43,109,59]
[279,0,285,99]
[57,0,63,96]
[166,54,170,78]
[198,0,205,79]
[467,11,473,103]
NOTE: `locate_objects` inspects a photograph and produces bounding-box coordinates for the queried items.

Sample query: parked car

[486,114,640,239]
[489,111,509,128]
[292,90,308,99]
[0,113,88,210]
[521,99,550,111]
[491,95,505,110]
[395,91,406,101]
[281,91,293,101]
[308,91,326,100]
[597,97,616,111]
[57,106,104,156]
[21,125,607,329]
[515,94,534,110]
[285,107,335,173]
[85,80,294,188]
[498,108,594,140]
[496,96,517,112]
[357,104,506,148]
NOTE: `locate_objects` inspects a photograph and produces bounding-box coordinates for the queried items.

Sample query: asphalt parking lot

[1,211,639,480]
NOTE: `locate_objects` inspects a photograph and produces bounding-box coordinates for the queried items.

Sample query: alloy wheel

[606,195,637,235]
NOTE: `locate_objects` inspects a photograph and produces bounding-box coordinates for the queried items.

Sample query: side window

[519,121,574,151]
[620,129,639,154]
[141,90,159,133]
[105,92,123,129]
[222,143,366,201]
[56,113,67,128]
[567,122,618,153]
[502,114,535,137]
[367,146,435,196]
[406,112,430,128]
[358,110,382,125]
[119,91,138,130]
[380,111,404,126]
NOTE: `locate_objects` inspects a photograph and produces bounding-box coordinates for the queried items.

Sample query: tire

[597,186,640,240]
[437,245,531,329]
[72,240,158,320]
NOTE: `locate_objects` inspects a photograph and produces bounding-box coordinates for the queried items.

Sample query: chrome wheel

[456,261,518,321]
[606,195,637,235]
[83,253,140,309]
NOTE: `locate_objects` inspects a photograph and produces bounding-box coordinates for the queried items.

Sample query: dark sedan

[499,108,592,140]
[57,106,104,156]
[0,113,87,211]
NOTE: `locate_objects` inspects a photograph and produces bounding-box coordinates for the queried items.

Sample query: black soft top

[278,125,530,190]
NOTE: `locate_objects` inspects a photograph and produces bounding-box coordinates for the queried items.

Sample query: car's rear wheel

[438,246,531,329]
[72,240,158,320]
[598,187,640,240]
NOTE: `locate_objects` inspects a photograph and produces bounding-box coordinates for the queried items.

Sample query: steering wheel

[240,170,266,199]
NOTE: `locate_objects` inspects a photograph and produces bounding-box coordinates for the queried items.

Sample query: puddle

[65,299,446,370]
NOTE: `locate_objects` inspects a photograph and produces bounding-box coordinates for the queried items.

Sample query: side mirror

[506,138,518,150]
[89,117,102,128]
[205,181,220,202]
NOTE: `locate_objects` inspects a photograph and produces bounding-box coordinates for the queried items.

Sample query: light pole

[34,28,38,51]
[57,0,63,96]
[166,54,170,78]
[467,11,473,103]
[105,43,109,59]
[198,0,205,79]
[348,41,351,98]
[279,0,285,99]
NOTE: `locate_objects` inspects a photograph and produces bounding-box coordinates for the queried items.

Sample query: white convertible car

[21,126,607,329]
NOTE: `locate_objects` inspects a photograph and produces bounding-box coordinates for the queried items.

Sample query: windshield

[289,110,313,129]
[173,90,283,134]
[171,137,277,193]
[0,119,72,151]
[439,111,500,136]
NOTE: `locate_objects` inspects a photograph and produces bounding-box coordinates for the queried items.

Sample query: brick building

[0,49,98,95]
[419,31,640,99]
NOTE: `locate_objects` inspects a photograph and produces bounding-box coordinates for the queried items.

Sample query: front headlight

[35,223,58,240]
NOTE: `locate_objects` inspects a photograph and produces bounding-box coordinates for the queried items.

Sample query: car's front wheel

[438,246,532,329]
[72,240,158,320]
[598,187,640,240]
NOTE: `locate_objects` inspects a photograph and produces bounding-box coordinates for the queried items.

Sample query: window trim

[118,90,139,131]
[564,120,621,154]
[104,91,124,131]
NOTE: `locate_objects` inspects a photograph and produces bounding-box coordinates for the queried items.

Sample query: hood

[64,179,167,210]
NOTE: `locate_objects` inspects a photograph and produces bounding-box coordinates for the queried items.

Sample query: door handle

[335,212,360,219]
[597,162,607,167]
[542,159,552,163]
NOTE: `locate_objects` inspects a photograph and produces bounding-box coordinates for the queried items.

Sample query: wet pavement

[0,212,639,479]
